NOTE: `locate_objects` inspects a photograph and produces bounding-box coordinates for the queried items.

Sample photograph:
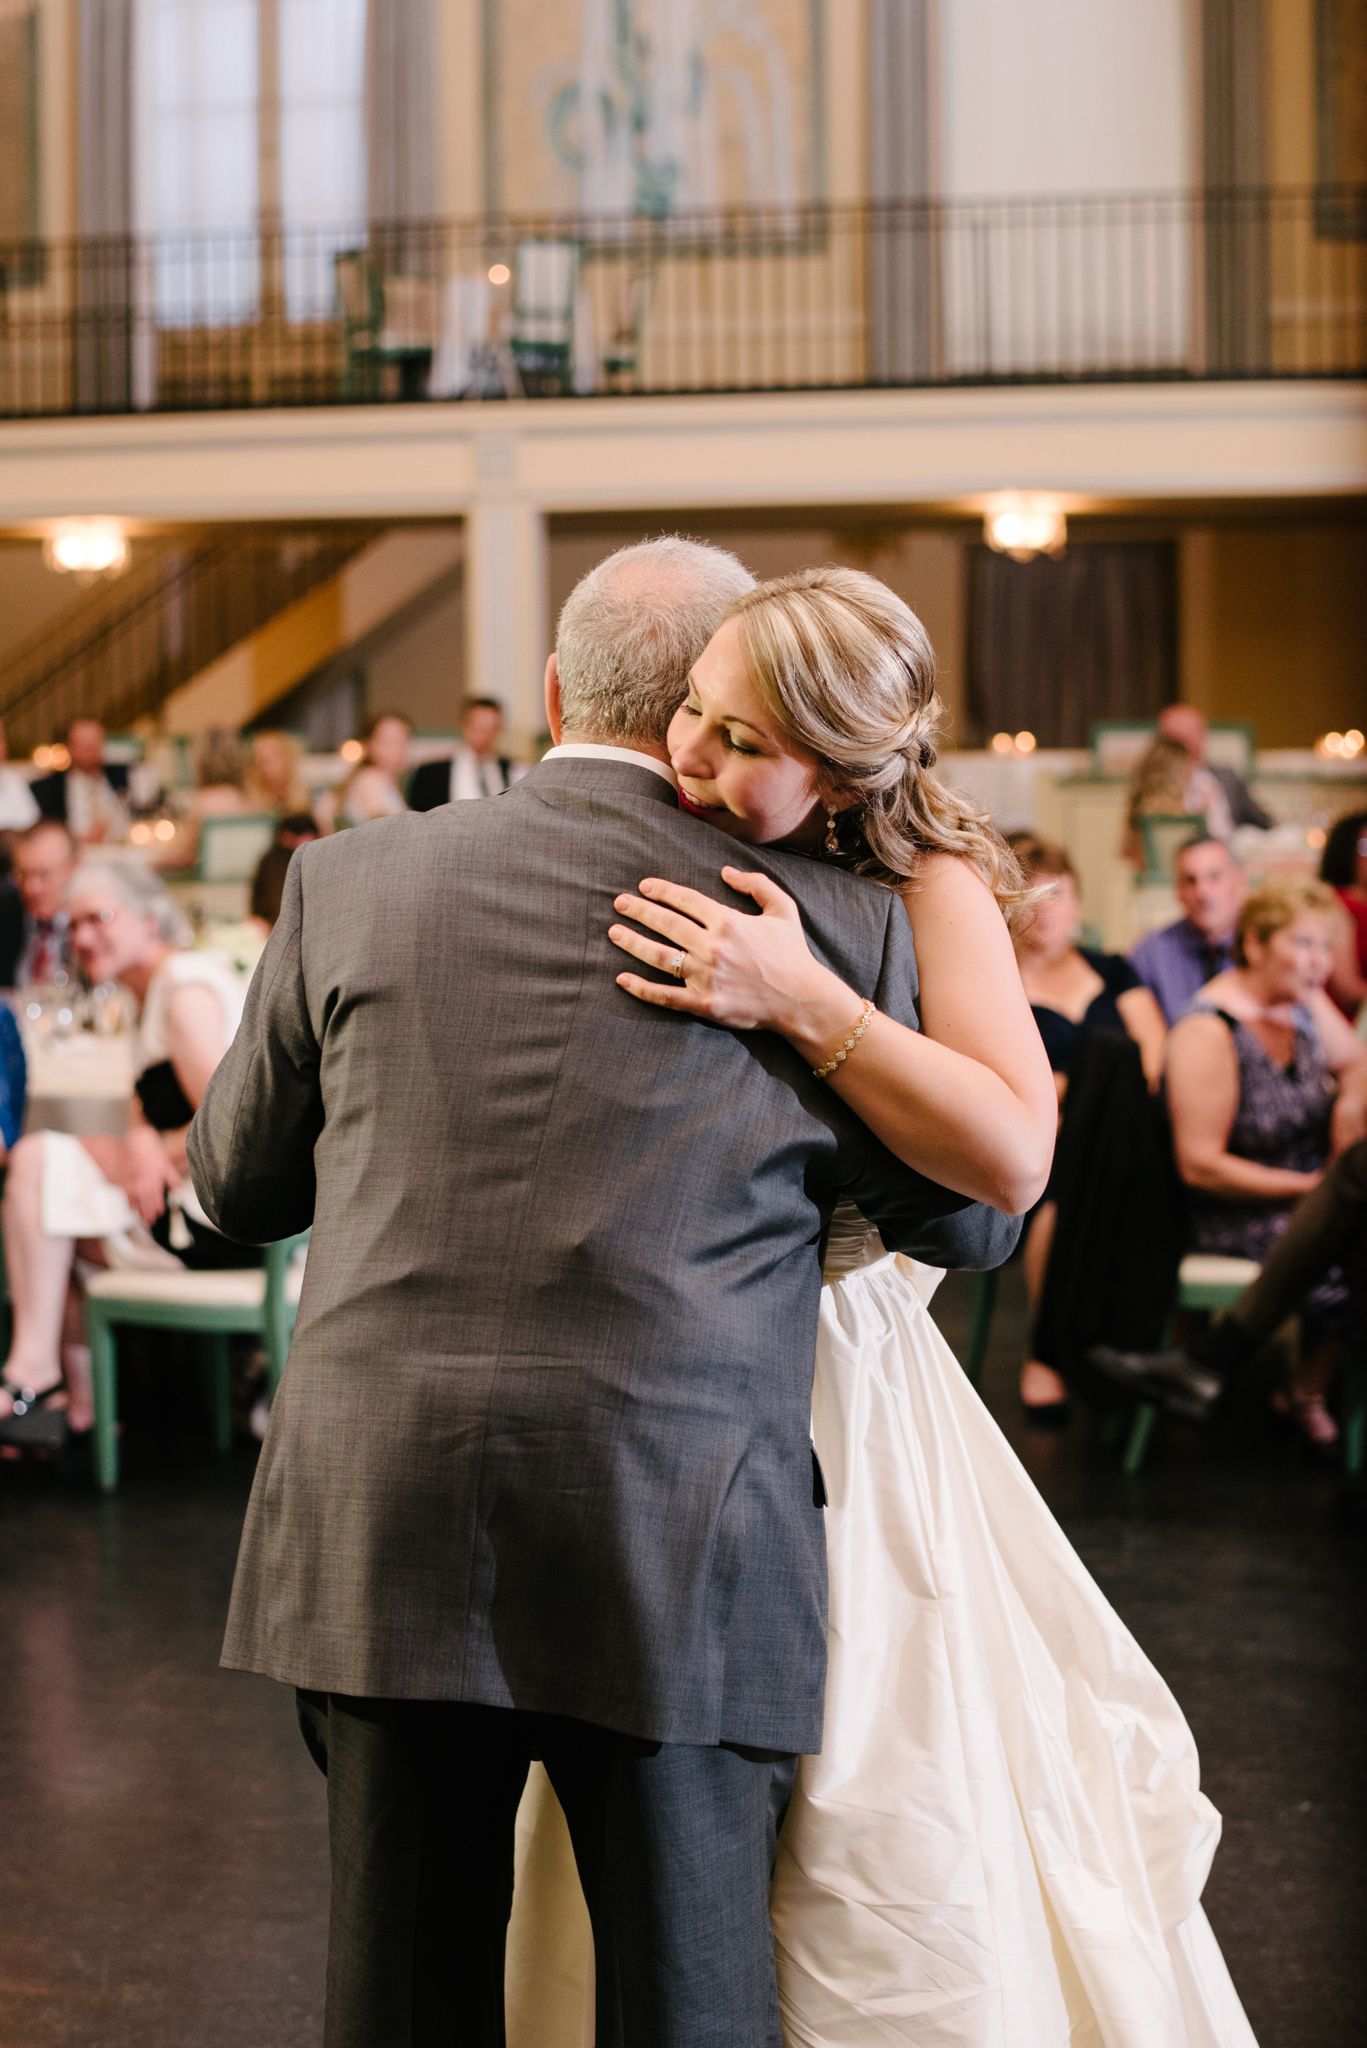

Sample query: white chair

[511,240,581,394]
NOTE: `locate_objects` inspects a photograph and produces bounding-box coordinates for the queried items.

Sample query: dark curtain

[73,0,135,413]
[965,541,1177,748]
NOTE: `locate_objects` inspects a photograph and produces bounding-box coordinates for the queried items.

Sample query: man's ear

[545,652,564,745]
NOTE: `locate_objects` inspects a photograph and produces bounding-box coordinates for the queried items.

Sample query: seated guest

[0,717,39,835]
[245,729,313,819]
[1320,807,1367,1018]
[155,730,250,870]
[333,711,413,826]
[1092,1135,1367,1419]
[0,862,249,1453]
[408,696,524,807]
[10,820,79,988]
[1124,733,1200,865]
[274,810,321,853]
[247,843,294,936]
[1164,880,1367,1450]
[0,1000,26,1156]
[1157,703,1273,833]
[31,717,130,844]
[1009,834,1168,1416]
[1129,834,1246,1023]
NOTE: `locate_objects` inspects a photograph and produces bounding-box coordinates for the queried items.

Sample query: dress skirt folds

[506,1233,1258,2048]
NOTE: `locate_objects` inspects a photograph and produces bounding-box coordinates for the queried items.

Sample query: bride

[506,567,1258,2048]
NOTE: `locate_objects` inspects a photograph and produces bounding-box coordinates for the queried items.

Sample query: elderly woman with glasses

[0,861,249,1452]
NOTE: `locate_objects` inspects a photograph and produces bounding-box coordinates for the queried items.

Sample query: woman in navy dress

[1009,835,1168,1417]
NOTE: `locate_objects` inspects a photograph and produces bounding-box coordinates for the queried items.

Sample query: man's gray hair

[555,536,755,746]
[70,860,193,948]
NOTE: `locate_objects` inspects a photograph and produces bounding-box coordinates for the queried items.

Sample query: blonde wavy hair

[725,566,1028,921]
[1126,734,1194,835]
[1235,878,1340,965]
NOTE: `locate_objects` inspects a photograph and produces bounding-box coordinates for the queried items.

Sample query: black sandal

[0,1381,70,1451]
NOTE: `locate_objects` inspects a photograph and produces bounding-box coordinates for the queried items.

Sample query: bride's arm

[610,854,1055,1214]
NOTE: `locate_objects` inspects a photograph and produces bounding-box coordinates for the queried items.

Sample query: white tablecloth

[21,1032,132,1137]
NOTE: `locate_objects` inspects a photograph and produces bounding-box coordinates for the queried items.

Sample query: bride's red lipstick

[677,786,726,817]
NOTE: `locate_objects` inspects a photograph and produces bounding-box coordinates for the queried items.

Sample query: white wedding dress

[504,1211,1259,2048]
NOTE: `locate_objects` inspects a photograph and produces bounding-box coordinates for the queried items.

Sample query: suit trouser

[296,1690,798,2048]
[1198,1138,1367,1371]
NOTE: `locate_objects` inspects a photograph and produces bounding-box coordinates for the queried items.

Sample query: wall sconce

[43,518,130,581]
[983,494,1067,563]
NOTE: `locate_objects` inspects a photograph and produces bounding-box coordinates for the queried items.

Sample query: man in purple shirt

[1128,835,1246,1025]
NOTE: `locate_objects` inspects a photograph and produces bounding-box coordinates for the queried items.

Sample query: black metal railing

[0,187,1362,419]
[0,528,377,752]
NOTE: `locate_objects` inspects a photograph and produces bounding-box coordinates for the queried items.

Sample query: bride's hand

[609,867,842,1031]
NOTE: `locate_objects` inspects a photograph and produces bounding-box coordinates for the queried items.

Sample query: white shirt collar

[541,743,676,788]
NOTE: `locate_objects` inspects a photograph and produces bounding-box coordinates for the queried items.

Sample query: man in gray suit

[189,538,1020,2048]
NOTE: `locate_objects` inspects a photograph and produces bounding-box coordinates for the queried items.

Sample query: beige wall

[361,570,464,731]
[1180,518,1367,747]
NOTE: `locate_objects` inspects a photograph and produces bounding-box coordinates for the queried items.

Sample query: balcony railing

[0,187,1362,420]
[0,529,376,753]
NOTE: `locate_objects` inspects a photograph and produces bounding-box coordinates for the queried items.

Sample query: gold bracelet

[813,998,875,1080]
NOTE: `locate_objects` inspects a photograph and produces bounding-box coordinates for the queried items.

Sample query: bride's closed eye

[681,701,761,757]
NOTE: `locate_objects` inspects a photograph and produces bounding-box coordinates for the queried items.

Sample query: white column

[464,494,550,754]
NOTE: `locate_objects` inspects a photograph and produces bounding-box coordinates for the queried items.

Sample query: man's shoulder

[1130,918,1189,964]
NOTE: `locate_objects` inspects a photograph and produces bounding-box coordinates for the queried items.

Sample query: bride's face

[667,618,826,849]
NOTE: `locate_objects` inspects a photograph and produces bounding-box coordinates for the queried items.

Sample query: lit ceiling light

[983,494,1067,563]
[43,517,130,580]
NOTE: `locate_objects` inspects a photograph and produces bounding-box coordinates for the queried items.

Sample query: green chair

[335,249,434,401]
[1121,1253,1259,1475]
[190,812,278,886]
[1137,812,1206,886]
[86,1232,309,1492]
[962,1269,999,1390]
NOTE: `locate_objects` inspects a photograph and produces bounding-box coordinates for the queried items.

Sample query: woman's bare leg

[1019,1202,1068,1407]
[1,1134,76,1412]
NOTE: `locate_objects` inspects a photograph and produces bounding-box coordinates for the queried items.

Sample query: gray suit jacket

[190,758,1019,1752]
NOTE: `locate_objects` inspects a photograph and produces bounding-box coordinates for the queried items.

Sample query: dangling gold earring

[824,806,840,856]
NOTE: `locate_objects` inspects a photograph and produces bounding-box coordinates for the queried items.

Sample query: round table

[21,1031,132,1137]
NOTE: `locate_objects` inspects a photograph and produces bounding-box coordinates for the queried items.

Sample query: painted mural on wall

[484,0,823,218]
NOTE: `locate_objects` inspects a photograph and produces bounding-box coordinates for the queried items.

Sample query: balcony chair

[510,239,581,395]
[601,256,655,387]
[86,1231,309,1492]
[335,249,434,401]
